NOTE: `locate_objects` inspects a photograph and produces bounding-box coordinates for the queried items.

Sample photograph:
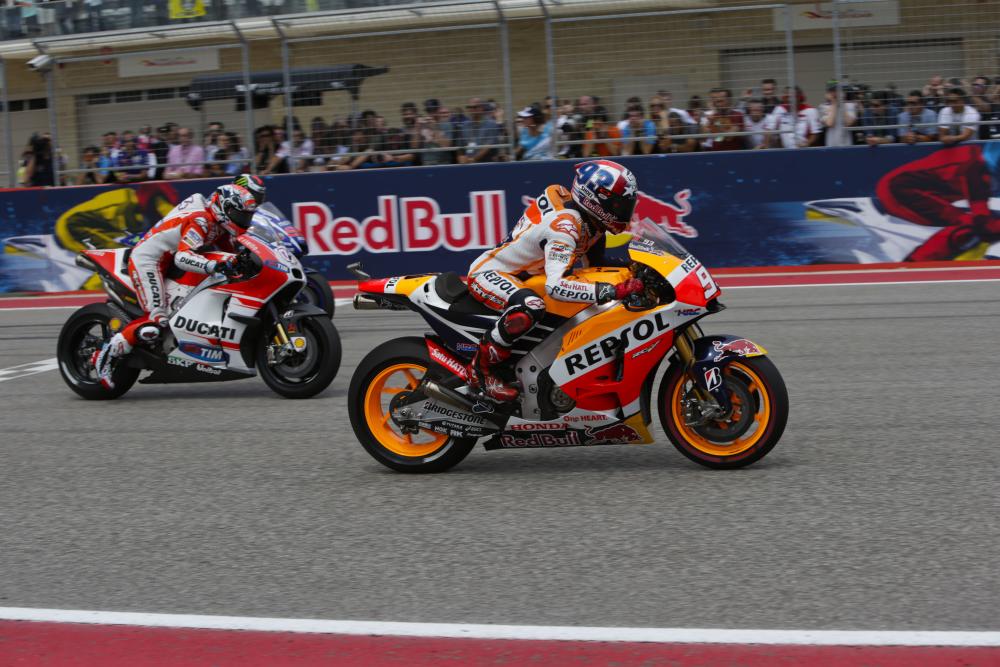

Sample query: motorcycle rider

[234,173,266,204]
[91,184,259,389]
[466,159,644,402]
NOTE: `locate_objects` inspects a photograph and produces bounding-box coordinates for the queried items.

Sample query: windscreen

[628,218,691,259]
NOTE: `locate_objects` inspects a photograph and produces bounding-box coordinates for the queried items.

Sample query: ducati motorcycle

[57,206,341,400]
[347,219,788,472]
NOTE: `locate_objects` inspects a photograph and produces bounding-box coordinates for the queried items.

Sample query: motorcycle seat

[435,272,468,303]
[434,272,496,316]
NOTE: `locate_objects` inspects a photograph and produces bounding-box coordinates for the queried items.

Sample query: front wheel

[256,315,341,398]
[658,356,788,469]
[57,302,139,400]
[348,337,475,473]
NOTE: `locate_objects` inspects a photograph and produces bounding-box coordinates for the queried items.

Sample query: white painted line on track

[0,607,997,646]
[0,358,59,383]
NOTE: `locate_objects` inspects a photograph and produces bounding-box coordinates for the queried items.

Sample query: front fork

[672,324,733,423]
[266,303,306,364]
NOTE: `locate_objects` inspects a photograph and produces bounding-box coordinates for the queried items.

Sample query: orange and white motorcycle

[347,219,788,473]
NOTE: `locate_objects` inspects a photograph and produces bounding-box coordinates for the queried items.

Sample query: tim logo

[294,192,507,256]
[179,342,228,364]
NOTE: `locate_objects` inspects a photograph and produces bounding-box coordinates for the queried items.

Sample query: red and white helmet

[210,184,258,236]
[570,159,638,234]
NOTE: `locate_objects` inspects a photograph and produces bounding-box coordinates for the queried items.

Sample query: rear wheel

[348,337,475,473]
[57,303,139,400]
[658,356,788,469]
[256,315,341,398]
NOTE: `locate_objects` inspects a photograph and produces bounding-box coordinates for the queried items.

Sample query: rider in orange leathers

[465,159,644,402]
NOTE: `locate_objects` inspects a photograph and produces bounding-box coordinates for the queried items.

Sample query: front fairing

[627,218,720,307]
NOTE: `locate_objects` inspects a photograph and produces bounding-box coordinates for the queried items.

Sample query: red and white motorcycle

[57,207,341,399]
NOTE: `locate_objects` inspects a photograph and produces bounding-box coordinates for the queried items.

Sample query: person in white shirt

[819,84,858,147]
[743,99,769,149]
[764,87,821,149]
[937,87,980,146]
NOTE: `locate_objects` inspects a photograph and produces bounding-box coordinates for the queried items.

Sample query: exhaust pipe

[353,294,382,310]
[421,379,507,428]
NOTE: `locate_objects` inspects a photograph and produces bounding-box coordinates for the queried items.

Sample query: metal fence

[3,0,999,187]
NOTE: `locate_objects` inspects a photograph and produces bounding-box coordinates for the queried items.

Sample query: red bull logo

[632,189,696,238]
[712,338,763,360]
[294,191,507,255]
[586,422,642,444]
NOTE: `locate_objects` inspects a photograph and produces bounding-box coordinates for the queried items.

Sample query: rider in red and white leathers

[466,159,644,402]
[91,184,258,389]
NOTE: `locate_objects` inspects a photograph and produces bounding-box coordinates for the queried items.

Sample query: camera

[27,54,53,72]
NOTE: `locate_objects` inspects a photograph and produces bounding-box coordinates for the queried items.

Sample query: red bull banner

[2,142,999,293]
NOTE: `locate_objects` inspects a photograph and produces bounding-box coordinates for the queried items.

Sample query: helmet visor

[228,207,255,229]
[605,193,637,224]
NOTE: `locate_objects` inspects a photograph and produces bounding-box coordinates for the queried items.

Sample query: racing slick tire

[57,302,140,400]
[257,315,341,399]
[657,355,788,469]
[348,336,476,473]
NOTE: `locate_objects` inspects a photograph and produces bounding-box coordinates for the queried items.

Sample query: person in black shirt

[25,134,55,187]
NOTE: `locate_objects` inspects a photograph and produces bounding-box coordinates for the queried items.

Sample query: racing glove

[213,258,239,277]
[595,278,645,304]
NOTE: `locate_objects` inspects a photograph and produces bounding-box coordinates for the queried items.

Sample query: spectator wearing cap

[459,97,502,164]
[419,98,454,166]
[515,105,553,161]
[620,104,657,156]
[164,127,205,179]
[938,87,980,146]
[897,90,937,144]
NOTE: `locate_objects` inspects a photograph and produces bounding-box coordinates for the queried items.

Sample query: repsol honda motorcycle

[58,208,341,400]
[348,218,788,472]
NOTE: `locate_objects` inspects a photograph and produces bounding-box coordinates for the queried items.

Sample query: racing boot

[90,333,131,390]
[466,338,519,403]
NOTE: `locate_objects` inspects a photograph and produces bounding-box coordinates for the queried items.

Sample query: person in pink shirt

[164,127,205,180]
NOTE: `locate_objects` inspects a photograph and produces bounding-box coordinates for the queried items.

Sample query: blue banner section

[3,142,999,293]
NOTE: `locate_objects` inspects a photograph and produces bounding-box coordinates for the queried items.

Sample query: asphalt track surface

[1,281,999,634]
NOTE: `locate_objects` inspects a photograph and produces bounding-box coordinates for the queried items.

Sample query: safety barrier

[1,143,996,294]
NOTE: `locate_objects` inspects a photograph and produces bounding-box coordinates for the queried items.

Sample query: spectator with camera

[24,133,55,187]
[897,90,937,144]
[819,82,857,147]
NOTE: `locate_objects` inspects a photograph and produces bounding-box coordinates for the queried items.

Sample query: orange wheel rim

[670,361,771,457]
[364,363,448,458]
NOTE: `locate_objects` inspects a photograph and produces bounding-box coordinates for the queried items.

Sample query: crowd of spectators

[543,75,1000,159]
[17,75,1000,187]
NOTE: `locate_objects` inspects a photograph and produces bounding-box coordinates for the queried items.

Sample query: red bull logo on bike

[585,422,642,444]
[712,338,764,360]
[293,191,507,256]
[632,189,696,239]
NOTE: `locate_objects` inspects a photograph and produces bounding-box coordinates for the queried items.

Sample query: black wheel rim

[264,318,324,386]
[65,317,109,384]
